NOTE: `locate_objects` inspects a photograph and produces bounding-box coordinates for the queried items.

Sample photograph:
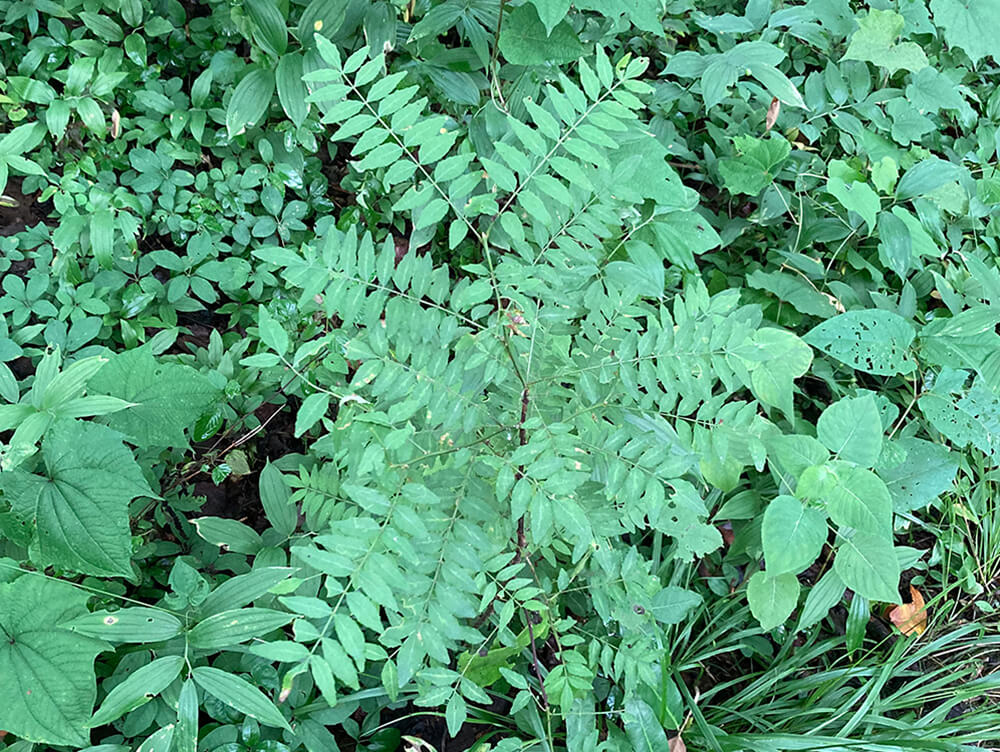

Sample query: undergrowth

[0,0,999,750]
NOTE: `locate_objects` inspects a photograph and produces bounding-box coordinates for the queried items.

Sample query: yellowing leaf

[888,585,927,635]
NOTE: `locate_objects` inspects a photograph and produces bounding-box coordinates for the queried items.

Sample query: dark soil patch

[193,402,304,531]
[0,176,48,237]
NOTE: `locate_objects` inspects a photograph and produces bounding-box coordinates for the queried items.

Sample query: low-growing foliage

[0,0,999,750]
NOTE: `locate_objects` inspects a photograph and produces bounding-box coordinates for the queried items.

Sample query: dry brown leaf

[765,97,780,132]
[888,585,927,636]
[669,734,687,752]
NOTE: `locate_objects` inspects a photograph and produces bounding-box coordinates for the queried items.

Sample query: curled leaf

[765,97,780,131]
[888,585,927,635]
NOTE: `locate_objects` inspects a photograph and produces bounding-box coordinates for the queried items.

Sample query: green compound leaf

[816,395,884,467]
[834,531,900,602]
[0,575,106,747]
[498,4,583,66]
[718,134,792,195]
[842,9,929,73]
[804,309,916,376]
[747,570,800,630]
[0,420,153,577]
[89,347,221,448]
[192,666,292,731]
[761,495,827,575]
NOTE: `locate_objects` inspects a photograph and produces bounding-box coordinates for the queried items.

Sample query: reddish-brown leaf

[888,585,927,635]
[765,97,780,131]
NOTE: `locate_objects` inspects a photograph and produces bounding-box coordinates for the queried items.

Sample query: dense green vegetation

[1,0,999,749]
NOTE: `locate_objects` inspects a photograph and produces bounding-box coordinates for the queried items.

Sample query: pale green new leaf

[842,9,928,73]
[747,570,800,630]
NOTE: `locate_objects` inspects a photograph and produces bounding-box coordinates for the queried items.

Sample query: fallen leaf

[765,97,780,131]
[888,585,927,636]
[669,734,687,752]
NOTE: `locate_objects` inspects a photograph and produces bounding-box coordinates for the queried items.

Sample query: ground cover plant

[0,0,999,749]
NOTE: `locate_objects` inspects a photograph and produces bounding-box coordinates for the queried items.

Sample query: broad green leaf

[718,134,791,195]
[0,420,153,577]
[0,575,105,747]
[245,0,288,56]
[226,68,276,139]
[797,568,846,631]
[445,693,467,737]
[919,378,1000,457]
[834,532,899,602]
[191,517,264,555]
[748,63,808,109]
[89,656,184,727]
[198,566,297,617]
[804,310,916,376]
[896,158,966,201]
[259,462,298,536]
[747,570,800,630]
[257,305,289,355]
[192,666,292,731]
[137,725,175,752]
[762,495,827,575]
[816,395,883,467]
[823,464,892,538]
[63,607,183,642]
[747,328,813,419]
[295,392,330,436]
[499,4,583,66]
[623,697,669,752]
[877,211,912,278]
[529,0,571,35]
[174,680,199,752]
[276,53,309,126]
[649,586,703,625]
[187,608,295,650]
[842,9,928,73]
[88,347,221,448]
[90,209,115,268]
[878,438,958,512]
[827,176,880,233]
[929,0,1000,63]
